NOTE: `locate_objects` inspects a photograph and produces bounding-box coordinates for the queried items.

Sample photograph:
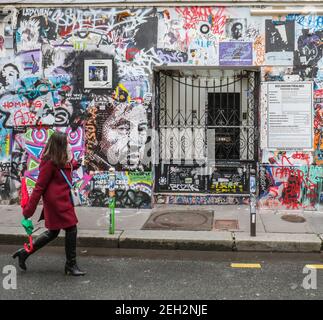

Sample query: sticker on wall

[219,42,253,66]
[188,42,219,65]
[84,59,113,89]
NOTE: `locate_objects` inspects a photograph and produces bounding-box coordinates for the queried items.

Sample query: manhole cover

[214,220,239,230]
[281,214,306,223]
[142,210,214,231]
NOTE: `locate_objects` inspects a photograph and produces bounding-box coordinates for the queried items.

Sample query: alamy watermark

[2,265,17,290]
[302,266,318,290]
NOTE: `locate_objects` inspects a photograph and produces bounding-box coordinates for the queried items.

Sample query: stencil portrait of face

[100,103,148,170]
[231,22,243,40]
[0,64,19,89]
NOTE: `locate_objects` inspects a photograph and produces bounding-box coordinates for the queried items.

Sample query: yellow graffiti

[5,134,10,156]
[115,83,131,103]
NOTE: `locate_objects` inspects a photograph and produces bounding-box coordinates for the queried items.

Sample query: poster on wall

[267,82,313,149]
[84,59,113,89]
[265,20,295,66]
[219,42,253,66]
[225,19,247,40]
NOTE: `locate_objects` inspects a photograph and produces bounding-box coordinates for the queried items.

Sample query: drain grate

[214,220,239,230]
[142,210,214,231]
[281,214,306,223]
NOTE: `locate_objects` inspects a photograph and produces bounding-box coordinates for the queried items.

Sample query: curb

[119,230,233,251]
[234,232,322,253]
[0,229,322,253]
[0,227,120,249]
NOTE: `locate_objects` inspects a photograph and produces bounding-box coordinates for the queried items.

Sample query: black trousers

[30,225,78,266]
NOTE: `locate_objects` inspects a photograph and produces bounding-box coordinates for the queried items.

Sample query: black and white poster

[225,19,247,40]
[265,20,295,65]
[294,29,323,79]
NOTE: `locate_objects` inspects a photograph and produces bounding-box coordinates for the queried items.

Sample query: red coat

[23,159,80,230]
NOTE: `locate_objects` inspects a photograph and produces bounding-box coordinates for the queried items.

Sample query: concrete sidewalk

[0,204,323,253]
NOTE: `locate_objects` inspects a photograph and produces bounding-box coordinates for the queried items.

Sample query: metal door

[154,69,260,195]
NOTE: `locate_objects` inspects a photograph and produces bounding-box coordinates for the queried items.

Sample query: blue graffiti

[287,14,323,31]
[17,75,71,100]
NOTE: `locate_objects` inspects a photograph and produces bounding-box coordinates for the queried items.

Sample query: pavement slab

[260,213,314,234]
[305,216,323,234]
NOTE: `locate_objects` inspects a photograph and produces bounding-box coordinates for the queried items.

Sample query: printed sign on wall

[267,82,313,149]
[219,42,253,66]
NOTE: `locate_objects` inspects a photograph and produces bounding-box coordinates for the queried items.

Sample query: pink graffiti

[0,36,4,51]
[272,167,304,180]
[269,152,311,166]
[281,175,301,209]
[270,167,318,209]
[175,6,226,35]
[2,100,30,109]
[269,155,293,166]
[314,89,323,98]
[291,152,311,166]
[13,110,37,126]
[126,47,140,61]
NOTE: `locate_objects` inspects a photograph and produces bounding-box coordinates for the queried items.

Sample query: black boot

[12,248,29,271]
[65,226,86,276]
[12,229,60,271]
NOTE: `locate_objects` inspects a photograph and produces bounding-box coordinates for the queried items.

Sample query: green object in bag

[21,218,34,235]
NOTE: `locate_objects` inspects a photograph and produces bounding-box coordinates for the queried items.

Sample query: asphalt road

[0,245,323,300]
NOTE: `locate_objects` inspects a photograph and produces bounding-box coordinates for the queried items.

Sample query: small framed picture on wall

[84,59,113,89]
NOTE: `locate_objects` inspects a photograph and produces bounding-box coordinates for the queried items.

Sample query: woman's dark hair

[42,132,68,167]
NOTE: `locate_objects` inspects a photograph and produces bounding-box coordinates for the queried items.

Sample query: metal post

[250,167,257,237]
[250,193,256,237]
[108,167,116,235]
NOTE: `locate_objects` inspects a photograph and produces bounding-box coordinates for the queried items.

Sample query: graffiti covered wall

[0,5,321,209]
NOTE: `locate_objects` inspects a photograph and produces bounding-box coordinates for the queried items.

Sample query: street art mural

[0,7,159,207]
[10,127,85,200]
[85,89,151,172]
[0,6,321,209]
[86,171,152,208]
[259,165,323,210]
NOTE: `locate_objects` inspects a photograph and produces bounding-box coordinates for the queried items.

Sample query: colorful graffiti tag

[86,171,152,208]
[259,165,323,210]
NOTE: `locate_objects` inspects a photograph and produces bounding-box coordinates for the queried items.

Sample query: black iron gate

[154,69,260,195]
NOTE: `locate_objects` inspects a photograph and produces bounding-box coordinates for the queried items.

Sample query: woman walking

[13,132,86,276]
